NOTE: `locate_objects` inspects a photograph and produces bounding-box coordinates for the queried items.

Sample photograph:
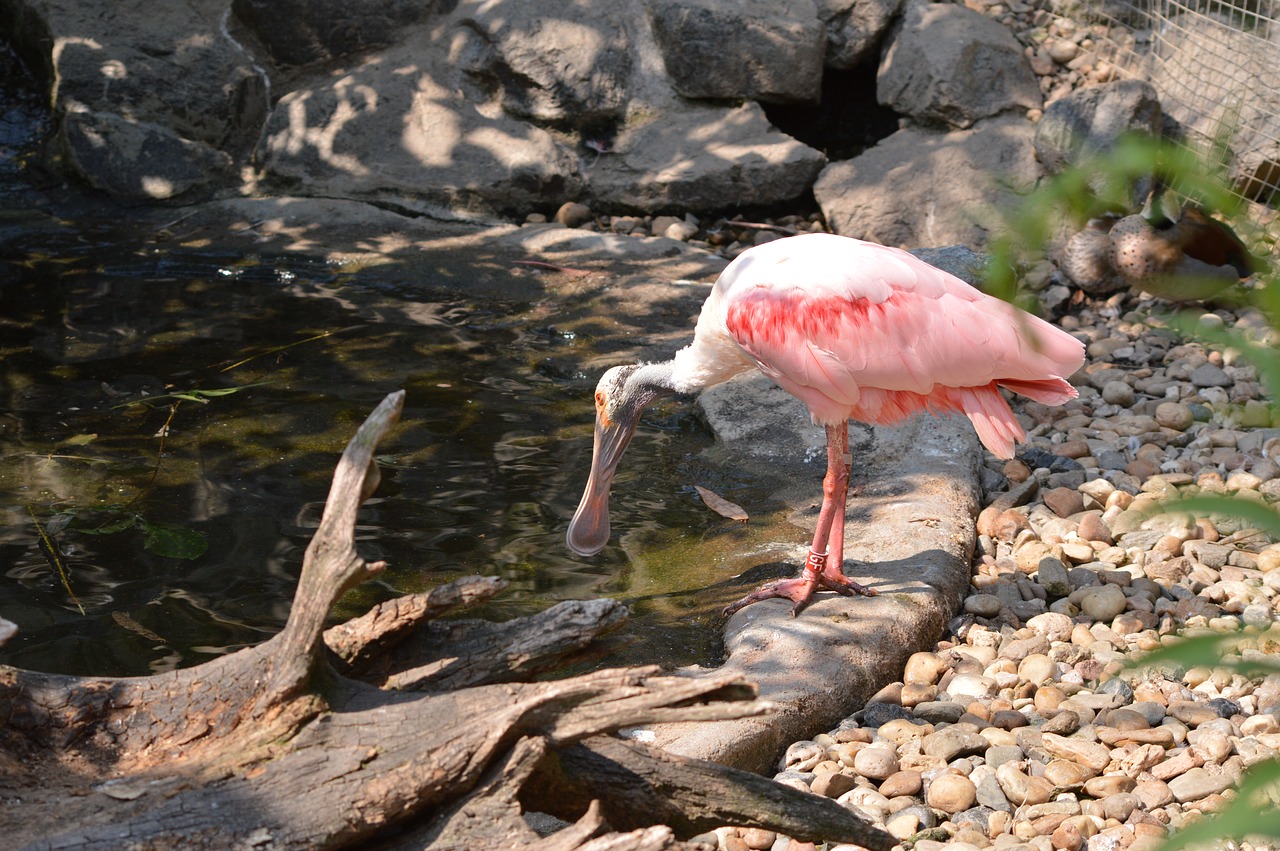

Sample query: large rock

[456,1,634,127]
[59,109,234,203]
[814,115,1042,249]
[818,0,907,68]
[878,0,1041,129]
[259,29,584,219]
[1034,80,1162,175]
[29,0,267,199]
[232,0,430,67]
[588,102,827,213]
[645,0,826,103]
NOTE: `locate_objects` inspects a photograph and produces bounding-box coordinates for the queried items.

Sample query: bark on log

[0,391,895,851]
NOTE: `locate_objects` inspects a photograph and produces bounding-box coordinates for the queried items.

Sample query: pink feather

[714,234,1084,458]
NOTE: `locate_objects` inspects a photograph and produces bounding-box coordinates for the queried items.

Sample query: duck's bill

[565,410,641,556]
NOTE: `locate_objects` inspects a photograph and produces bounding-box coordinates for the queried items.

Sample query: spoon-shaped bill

[565,408,642,556]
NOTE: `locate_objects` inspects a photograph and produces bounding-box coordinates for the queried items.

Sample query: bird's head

[566,363,673,556]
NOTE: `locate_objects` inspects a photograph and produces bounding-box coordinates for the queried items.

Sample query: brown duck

[1107,183,1260,301]
[1060,213,1123,295]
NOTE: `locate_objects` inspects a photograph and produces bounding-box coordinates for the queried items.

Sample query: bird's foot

[722,549,876,618]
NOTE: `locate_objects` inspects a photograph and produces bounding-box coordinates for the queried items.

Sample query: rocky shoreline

[698,286,1280,851]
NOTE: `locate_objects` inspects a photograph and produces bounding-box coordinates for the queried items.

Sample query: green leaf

[1160,759,1280,851]
[1155,494,1280,539]
[1124,631,1280,680]
[137,520,207,560]
[80,516,142,535]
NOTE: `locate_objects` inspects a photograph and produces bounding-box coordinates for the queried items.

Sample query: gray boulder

[34,0,266,199]
[457,3,634,127]
[1034,79,1162,174]
[588,102,827,213]
[878,0,1041,129]
[258,29,584,219]
[814,115,1041,249]
[819,0,907,68]
[646,0,826,103]
[232,0,429,67]
[59,109,234,203]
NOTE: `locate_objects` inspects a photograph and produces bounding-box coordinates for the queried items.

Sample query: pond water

[0,224,762,678]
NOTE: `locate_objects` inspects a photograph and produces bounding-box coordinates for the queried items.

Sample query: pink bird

[566,233,1085,615]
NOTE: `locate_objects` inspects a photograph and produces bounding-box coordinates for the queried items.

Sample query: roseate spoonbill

[1107,183,1260,301]
[566,233,1085,615]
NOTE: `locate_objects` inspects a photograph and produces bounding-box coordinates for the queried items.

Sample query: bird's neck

[667,337,755,394]
[1143,182,1177,229]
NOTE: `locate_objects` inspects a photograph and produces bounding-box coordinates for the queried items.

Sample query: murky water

[0,227,760,677]
[0,36,784,679]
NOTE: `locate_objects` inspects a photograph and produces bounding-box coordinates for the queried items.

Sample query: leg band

[805,548,827,578]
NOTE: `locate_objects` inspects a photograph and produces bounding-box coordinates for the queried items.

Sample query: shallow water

[0,227,763,677]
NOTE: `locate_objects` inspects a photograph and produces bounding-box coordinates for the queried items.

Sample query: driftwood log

[0,391,895,851]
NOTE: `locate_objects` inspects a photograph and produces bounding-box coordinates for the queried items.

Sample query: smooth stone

[905,651,950,685]
[923,727,990,761]
[1096,726,1175,747]
[784,741,823,771]
[995,762,1056,805]
[1026,611,1073,642]
[1036,557,1073,597]
[965,594,1005,617]
[1042,758,1098,788]
[926,773,978,814]
[1167,700,1227,727]
[1076,512,1114,545]
[1041,733,1111,770]
[1105,708,1152,730]
[1002,635,1050,662]
[912,701,967,724]
[1078,584,1128,621]
[878,718,934,745]
[1154,402,1194,430]
[947,674,999,701]
[1167,767,1236,802]
[812,770,858,798]
[1041,710,1082,736]
[1084,774,1136,798]
[1240,714,1280,736]
[985,745,1024,769]
[1044,486,1086,518]
[1133,778,1175,808]
[853,746,901,781]
[1018,654,1057,685]
[879,769,923,798]
[901,683,938,706]
[975,771,1013,812]
[991,709,1030,730]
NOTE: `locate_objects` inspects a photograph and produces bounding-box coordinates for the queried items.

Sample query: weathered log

[524,735,896,850]
[0,391,894,851]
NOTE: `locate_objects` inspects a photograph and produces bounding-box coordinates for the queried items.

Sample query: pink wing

[719,236,1084,458]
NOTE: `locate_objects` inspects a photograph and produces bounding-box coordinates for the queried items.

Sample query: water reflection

[0,245,736,676]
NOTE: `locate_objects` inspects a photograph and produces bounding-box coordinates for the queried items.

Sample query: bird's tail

[997,377,1078,406]
[949,385,1025,459]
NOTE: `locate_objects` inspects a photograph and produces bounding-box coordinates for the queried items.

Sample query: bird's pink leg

[723,422,877,617]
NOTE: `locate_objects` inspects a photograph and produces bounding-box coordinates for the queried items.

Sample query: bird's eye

[594,391,606,409]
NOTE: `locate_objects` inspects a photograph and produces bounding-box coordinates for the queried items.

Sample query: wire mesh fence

[1082,0,1280,250]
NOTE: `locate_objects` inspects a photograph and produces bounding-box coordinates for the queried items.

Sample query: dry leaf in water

[694,485,749,522]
